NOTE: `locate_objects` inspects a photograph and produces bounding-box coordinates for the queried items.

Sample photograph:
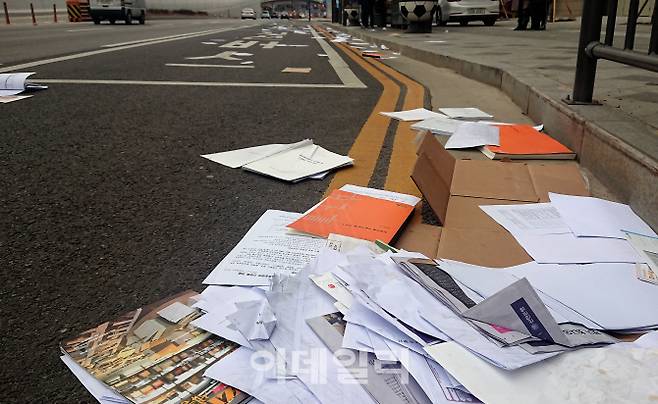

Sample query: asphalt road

[0,19,383,402]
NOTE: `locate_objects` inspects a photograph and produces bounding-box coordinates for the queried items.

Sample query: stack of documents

[61,180,658,404]
[202,139,353,182]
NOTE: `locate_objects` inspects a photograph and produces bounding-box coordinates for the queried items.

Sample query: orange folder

[287,189,415,242]
[482,125,575,160]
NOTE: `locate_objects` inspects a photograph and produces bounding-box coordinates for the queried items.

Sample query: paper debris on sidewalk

[444,122,500,149]
[438,107,493,120]
[380,108,445,121]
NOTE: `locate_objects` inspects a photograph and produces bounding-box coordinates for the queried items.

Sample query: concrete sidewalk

[329,18,657,228]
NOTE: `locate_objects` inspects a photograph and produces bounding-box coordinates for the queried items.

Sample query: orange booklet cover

[287,189,415,242]
[482,125,575,160]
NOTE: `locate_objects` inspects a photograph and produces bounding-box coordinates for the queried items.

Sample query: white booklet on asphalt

[0,72,47,96]
[202,139,352,182]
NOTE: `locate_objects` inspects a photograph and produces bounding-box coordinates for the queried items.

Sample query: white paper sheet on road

[243,143,353,182]
[437,107,493,120]
[204,346,320,404]
[480,203,572,236]
[380,108,445,121]
[0,95,33,103]
[0,72,37,96]
[410,115,462,135]
[515,232,641,264]
[203,210,325,286]
[426,333,658,404]
[60,355,129,404]
[444,122,500,149]
[506,262,658,331]
[201,139,312,168]
[549,193,657,239]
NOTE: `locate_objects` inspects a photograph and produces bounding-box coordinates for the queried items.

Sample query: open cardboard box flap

[412,132,590,268]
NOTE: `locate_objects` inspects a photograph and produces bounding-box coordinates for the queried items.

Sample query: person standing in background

[530,0,548,30]
[360,0,374,28]
[514,0,529,30]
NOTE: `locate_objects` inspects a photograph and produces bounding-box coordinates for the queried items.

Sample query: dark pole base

[405,19,432,33]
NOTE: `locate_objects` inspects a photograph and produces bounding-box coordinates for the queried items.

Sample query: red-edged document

[481,125,576,160]
[287,189,415,242]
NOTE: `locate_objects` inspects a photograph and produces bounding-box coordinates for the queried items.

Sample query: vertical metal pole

[30,3,37,25]
[53,3,58,22]
[572,0,605,103]
[625,0,639,49]
[308,0,311,20]
[649,0,658,53]
[604,0,618,45]
[3,2,9,24]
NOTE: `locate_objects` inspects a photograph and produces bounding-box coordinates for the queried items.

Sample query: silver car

[435,0,499,26]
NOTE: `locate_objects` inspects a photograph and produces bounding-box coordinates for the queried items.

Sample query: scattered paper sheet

[380,108,445,121]
[626,231,658,273]
[201,139,312,168]
[426,335,658,404]
[480,203,571,236]
[549,193,657,239]
[506,262,658,331]
[282,67,312,73]
[242,143,353,182]
[438,107,493,120]
[157,301,196,323]
[0,72,38,96]
[340,184,421,206]
[0,95,33,103]
[226,299,276,341]
[444,122,500,149]
[60,355,129,404]
[411,116,462,135]
[203,210,325,286]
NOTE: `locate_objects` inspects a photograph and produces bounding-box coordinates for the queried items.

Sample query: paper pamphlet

[437,107,493,120]
[287,189,416,242]
[481,125,575,160]
[480,203,571,236]
[380,108,445,121]
[60,291,251,404]
[0,72,46,96]
[201,139,312,168]
[226,299,277,340]
[444,122,500,149]
[242,143,353,182]
[203,210,325,286]
[462,278,570,346]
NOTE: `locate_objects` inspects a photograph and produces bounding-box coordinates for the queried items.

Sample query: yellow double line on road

[316,26,425,220]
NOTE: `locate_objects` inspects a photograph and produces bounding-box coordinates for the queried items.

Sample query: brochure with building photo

[60,290,253,404]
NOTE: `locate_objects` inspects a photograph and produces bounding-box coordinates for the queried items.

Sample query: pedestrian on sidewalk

[514,0,529,30]
[529,0,547,30]
[360,0,374,28]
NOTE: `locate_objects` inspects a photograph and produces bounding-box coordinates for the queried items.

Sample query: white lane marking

[308,26,366,89]
[220,40,257,49]
[67,28,104,33]
[101,28,243,48]
[35,79,365,89]
[185,51,242,61]
[165,63,255,69]
[0,26,249,74]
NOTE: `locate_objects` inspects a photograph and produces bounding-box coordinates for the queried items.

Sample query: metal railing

[571,0,658,104]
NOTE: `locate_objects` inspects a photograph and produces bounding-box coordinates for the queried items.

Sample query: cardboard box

[394,222,442,259]
[411,132,589,267]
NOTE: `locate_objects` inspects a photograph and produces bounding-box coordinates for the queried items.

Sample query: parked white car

[435,0,499,26]
[261,10,271,18]
[241,8,256,19]
[89,0,146,24]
